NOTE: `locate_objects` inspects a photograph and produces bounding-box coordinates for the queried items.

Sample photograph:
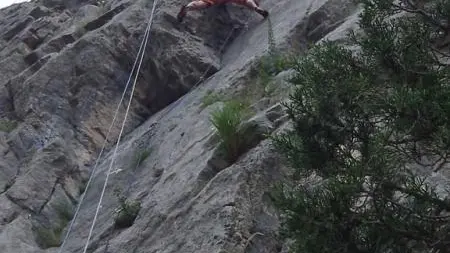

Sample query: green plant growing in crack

[130,147,152,170]
[210,100,252,163]
[202,18,295,108]
[54,201,74,222]
[113,187,141,229]
[201,90,225,109]
[263,17,296,76]
[0,118,17,133]
[34,200,74,249]
[247,17,296,99]
[35,226,63,248]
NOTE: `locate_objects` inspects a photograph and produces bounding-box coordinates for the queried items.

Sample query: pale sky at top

[0,0,30,9]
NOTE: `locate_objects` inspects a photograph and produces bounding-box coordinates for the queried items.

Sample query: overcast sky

[0,0,30,9]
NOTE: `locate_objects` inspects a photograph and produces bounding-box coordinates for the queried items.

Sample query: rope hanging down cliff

[57,3,254,253]
[81,0,160,251]
[56,1,160,252]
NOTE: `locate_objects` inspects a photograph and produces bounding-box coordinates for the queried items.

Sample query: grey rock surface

[43,0,360,252]
[1,0,446,253]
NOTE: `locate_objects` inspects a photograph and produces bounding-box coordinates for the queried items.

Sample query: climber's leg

[177,0,215,22]
[230,0,268,18]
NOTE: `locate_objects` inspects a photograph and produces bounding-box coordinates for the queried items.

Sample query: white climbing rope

[113,14,256,252]
[58,4,256,252]
[120,14,254,199]
[56,2,160,253]
[81,0,160,252]
[56,4,157,253]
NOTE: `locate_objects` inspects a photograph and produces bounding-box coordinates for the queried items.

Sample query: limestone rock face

[3,0,445,253]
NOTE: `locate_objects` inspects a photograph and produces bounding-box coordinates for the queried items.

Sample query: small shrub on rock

[130,147,152,170]
[0,118,17,133]
[35,226,62,249]
[113,188,141,229]
[34,200,74,249]
[54,201,74,222]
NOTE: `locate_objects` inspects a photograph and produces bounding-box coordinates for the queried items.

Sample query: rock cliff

[0,0,394,252]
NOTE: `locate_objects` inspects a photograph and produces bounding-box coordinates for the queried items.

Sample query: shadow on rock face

[174,4,250,54]
[40,0,93,10]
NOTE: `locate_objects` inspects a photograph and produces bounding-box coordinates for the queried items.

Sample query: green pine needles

[272,0,450,252]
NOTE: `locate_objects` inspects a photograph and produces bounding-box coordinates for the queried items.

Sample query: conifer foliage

[272,0,450,252]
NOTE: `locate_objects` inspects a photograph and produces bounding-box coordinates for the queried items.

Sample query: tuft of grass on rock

[210,100,252,162]
[130,148,152,170]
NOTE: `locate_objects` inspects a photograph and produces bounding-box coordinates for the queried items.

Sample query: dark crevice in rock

[1,174,16,194]
[2,16,34,41]
[38,179,59,213]
[196,112,279,204]
[223,202,236,207]
[28,6,51,19]
[138,58,220,118]
[0,207,20,225]
[162,172,176,185]
[21,29,45,50]
[93,126,107,141]
[153,168,164,178]
[202,147,231,183]
[62,182,78,205]
[24,50,40,65]
[281,0,358,53]
[24,52,52,73]
[74,128,101,155]
[74,65,86,76]
[178,5,244,53]
[84,2,129,32]
[0,83,16,118]
[46,33,76,51]
[307,18,347,43]
[202,124,271,180]
[68,97,79,109]
[306,1,358,42]
[5,192,36,214]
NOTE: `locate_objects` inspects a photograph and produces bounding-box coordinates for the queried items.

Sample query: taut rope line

[81,0,160,252]
[58,3,257,253]
[56,2,158,252]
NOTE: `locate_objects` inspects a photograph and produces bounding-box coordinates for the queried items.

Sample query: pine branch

[393,0,448,31]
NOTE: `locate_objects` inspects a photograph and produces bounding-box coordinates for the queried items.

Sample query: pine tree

[272,0,450,252]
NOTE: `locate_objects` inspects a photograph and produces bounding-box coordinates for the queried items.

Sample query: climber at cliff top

[177,0,269,22]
